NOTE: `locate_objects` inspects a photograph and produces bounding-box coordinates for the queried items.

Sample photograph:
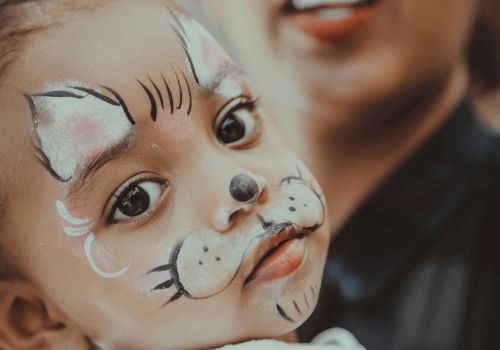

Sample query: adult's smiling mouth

[243,224,311,286]
[281,0,381,41]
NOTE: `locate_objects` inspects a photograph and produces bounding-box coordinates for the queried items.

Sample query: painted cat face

[0,1,330,349]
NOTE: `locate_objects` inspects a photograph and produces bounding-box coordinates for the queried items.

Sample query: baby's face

[0,1,329,349]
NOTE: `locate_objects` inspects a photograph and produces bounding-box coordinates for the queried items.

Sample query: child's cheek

[62,234,87,260]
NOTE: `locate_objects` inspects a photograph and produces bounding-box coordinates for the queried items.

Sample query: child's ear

[0,280,91,350]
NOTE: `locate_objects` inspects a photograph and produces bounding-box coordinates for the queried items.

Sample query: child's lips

[244,225,308,286]
[248,238,306,285]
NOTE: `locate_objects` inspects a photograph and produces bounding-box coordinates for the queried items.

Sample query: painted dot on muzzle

[176,229,249,299]
[229,174,259,203]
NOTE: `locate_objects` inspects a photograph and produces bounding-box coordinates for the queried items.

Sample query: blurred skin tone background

[180,0,500,230]
[176,0,500,349]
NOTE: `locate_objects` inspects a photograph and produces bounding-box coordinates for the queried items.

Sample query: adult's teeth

[317,7,354,20]
[292,0,362,11]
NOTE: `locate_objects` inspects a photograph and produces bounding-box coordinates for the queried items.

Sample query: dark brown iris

[217,115,245,144]
[118,186,150,217]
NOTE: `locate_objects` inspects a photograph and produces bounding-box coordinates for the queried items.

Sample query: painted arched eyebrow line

[162,72,174,114]
[180,69,193,116]
[149,76,165,111]
[172,65,183,110]
[136,78,158,122]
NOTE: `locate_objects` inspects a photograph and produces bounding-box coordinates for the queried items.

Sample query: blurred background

[177,0,500,130]
[173,1,500,350]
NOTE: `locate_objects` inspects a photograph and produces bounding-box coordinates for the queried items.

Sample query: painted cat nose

[229,174,259,203]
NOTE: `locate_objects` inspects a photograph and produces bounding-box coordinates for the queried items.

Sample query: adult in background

[195,0,500,349]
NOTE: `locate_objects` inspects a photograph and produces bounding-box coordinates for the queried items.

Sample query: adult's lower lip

[245,237,305,285]
[282,0,380,41]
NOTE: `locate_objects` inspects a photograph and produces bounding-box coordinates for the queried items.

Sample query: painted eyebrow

[67,137,133,196]
[137,79,158,122]
[162,72,174,114]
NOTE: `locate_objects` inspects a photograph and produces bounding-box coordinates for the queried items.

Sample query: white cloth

[215,328,366,350]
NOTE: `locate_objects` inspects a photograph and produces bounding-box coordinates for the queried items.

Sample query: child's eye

[214,96,262,148]
[108,175,168,224]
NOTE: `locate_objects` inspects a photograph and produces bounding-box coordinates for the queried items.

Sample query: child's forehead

[7,0,247,188]
[17,0,201,89]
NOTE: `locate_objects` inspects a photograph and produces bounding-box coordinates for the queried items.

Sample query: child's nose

[213,172,269,232]
[229,174,259,203]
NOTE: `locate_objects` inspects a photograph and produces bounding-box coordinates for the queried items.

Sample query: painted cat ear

[167,9,234,90]
[27,85,135,182]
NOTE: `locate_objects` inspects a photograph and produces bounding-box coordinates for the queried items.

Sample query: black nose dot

[229,174,259,203]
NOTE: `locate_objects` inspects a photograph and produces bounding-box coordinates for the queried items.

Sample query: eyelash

[213,95,264,148]
[106,174,169,225]
[217,95,260,121]
[102,96,260,226]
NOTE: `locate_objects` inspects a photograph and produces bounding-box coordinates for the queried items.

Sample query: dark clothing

[299,100,500,350]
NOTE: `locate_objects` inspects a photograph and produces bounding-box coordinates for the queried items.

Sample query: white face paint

[171,14,243,98]
[56,200,130,278]
[30,82,134,181]
[146,166,325,302]
[215,76,243,100]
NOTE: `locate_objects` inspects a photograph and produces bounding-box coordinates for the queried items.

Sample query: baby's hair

[0,0,112,81]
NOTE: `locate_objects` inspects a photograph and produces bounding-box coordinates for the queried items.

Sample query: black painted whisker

[100,85,136,125]
[164,290,183,306]
[293,300,302,316]
[310,285,316,299]
[296,166,304,179]
[137,79,158,122]
[162,72,174,114]
[304,293,310,309]
[151,279,175,292]
[149,77,165,111]
[276,304,294,323]
[147,264,172,274]
[256,214,274,230]
[180,69,192,115]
